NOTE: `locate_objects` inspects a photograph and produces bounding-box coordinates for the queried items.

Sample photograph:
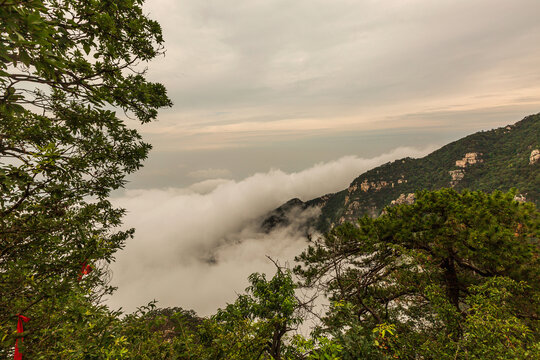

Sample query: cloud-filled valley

[108,146,435,315]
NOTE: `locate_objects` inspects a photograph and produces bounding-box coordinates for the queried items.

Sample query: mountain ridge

[262,113,540,232]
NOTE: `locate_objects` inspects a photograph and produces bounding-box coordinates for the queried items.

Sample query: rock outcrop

[390,193,416,206]
[455,152,482,167]
[358,177,406,192]
[360,179,392,192]
[448,152,483,187]
[449,169,465,187]
[530,149,540,164]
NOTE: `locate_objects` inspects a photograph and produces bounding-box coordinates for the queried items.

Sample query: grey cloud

[145,0,540,117]
[187,168,232,179]
[188,178,231,194]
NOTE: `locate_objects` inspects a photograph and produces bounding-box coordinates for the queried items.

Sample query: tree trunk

[269,323,287,360]
[442,257,460,309]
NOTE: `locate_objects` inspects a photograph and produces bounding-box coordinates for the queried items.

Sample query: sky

[108,0,540,314]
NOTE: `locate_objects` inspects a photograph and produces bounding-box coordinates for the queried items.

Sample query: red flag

[78,261,92,281]
[14,314,29,360]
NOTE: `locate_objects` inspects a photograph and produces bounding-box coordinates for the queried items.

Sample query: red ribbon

[14,314,29,360]
[78,261,92,281]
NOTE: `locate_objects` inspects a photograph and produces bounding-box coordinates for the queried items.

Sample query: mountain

[263,113,540,233]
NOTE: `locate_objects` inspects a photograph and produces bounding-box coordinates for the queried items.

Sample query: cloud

[187,168,232,179]
[136,0,540,152]
[144,0,540,111]
[188,178,231,194]
[108,146,435,315]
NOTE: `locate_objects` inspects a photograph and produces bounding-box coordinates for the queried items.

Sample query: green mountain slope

[264,113,540,232]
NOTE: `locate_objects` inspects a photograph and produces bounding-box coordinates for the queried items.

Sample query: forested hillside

[264,114,540,232]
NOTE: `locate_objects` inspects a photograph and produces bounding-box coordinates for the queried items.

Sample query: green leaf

[27,12,43,26]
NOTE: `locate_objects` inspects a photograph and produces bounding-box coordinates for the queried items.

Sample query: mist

[108,146,435,315]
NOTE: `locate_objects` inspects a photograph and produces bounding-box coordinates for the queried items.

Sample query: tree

[117,304,203,360]
[422,277,540,359]
[295,189,540,359]
[0,0,171,356]
[198,269,302,360]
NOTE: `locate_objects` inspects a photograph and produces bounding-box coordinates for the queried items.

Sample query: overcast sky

[109,0,540,314]
[118,0,540,188]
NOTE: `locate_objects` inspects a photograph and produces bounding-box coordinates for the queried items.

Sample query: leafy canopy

[295,189,540,359]
[0,0,170,356]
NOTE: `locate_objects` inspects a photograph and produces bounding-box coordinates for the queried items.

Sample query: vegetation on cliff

[265,114,540,232]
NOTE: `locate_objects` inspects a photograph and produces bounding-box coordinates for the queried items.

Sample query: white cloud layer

[108,146,435,315]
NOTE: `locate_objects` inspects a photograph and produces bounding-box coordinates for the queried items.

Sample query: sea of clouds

[107,146,435,315]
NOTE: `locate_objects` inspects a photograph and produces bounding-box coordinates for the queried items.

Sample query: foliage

[197,269,302,359]
[0,0,170,356]
[287,335,343,359]
[420,277,540,359]
[115,303,202,360]
[295,189,540,359]
[0,285,130,359]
